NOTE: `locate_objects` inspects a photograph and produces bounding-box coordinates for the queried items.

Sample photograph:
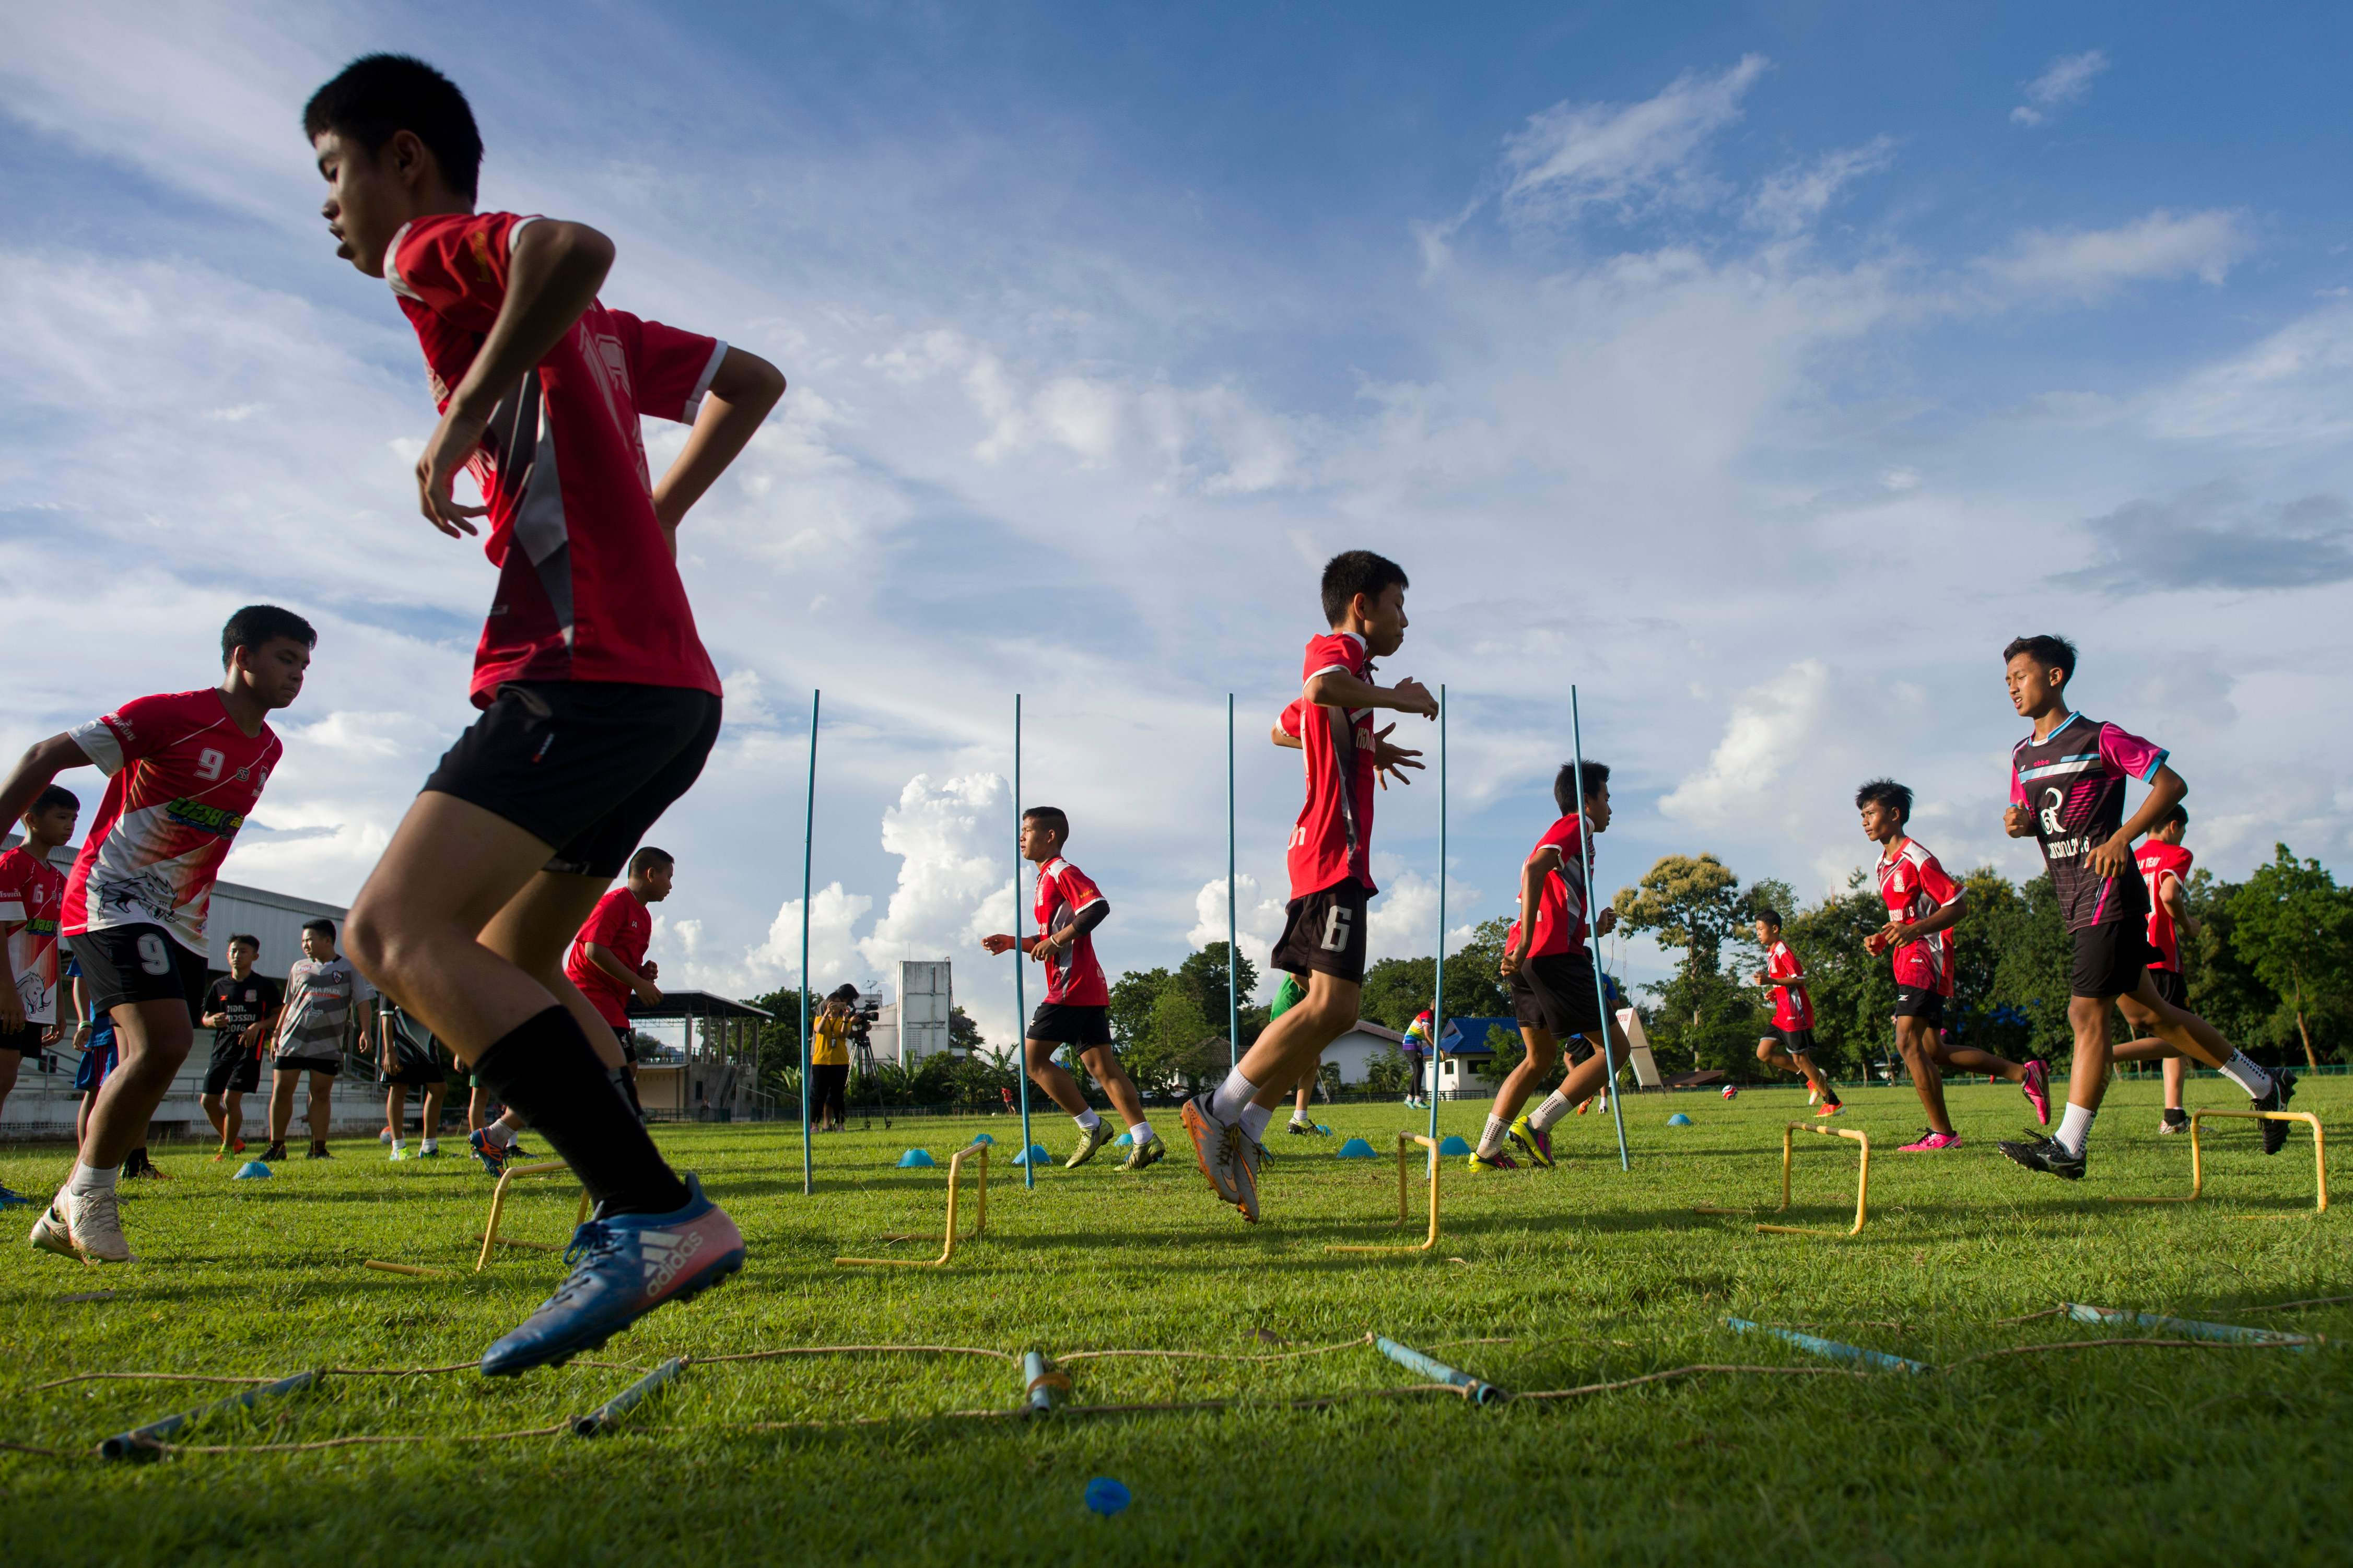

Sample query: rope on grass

[686,1343,1021,1367]
[1056,1333,1374,1365]
[24,1359,643,1395]
[1511,1364,1869,1401]
[2232,1295,2353,1315]
[145,1420,572,1456]
[1990,1306,2067,1325]
[1938,1337,2312,1369]
[27,1371,279,1394]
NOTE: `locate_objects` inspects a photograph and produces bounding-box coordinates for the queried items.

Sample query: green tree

[1355,919,1514,1032]
[1775,876,1892,1080]
[949,1005,984,1054]
[2228,845,2353,1067]
[1108,966,1172,1048]
[1121,978,1224,1097]
[2180,868,2278,1048]
[1175,942,1258,1024]
[1616,854,1744,980]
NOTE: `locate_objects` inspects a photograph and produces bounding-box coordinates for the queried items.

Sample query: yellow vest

[811,1012,852,1067]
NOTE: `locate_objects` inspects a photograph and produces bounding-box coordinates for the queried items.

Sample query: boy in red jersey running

[981,807,1162,1171]
[0,787,78,1164]
[0,606,313,1263]
[1482,761,1634,1173]
[1994,636,2291,1180]
[306,56,782,1372]
[1855,779,2050,1151]
[2109,806,2199,1131]
[1181,550,1435,1222]
[1749,908,1841,1116]
[562,844,676,1132]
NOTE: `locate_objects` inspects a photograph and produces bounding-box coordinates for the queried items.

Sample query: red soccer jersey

[1284,633,1378,900]
[565,886,652,1029]
[387,212,731,708]
[1765,939,1814,1031]
[1034,857,1109,1007]
[0,846,66,1025]
[1875,837,1961,996]
[61,690,281,956]
[1504,815,1594,958]
[2137,841,2195,972]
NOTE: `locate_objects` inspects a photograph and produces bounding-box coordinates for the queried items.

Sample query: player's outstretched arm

[0,733,90,829]
[1271,725,1301,750]
[1303,668,1439,720]
[652,348,787,543]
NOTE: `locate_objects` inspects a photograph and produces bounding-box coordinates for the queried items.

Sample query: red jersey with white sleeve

[1875,837,1962,996]
[2136,841,2195,972]
[564,886,653,1029]
[1034,857,1109,1007]
[0,847,66,1025]
[387,212,729,709]
[1278,700,1303,740]
[1284,633,1378,900]
[1504,815,1594,958]
[1764,939,1814,1031]
[60,690,282,956]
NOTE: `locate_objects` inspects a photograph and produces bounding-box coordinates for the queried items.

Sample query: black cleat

[1998,1133,2085,1181]
[2255,1067,2299,1154]
[261,1142,288,1163]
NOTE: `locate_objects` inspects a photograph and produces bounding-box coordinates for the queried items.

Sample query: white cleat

[29,1187,134,1265]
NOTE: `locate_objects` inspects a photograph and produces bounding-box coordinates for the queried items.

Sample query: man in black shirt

[199,934,282,1160]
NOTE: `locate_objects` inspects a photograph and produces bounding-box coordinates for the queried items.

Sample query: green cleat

[1121,1132,1167,1171]
[1067,1119,1117,1169]
[1507,1114,1554,1169]
[1466,1150,1519,1173]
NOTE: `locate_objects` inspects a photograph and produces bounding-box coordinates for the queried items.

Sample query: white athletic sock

[1128,1120,1153,1146]
[1208,1069,1260,1124]
[1290,1108,1316,1126]
[390,1139,405,1152]
[67,1161,118,1196]
[1074,1109,1102,1131]
[2219,1051,2273,1099]
[1527,1091,1575,1134]
[485,1121,518,1149]
[2056,1102,2096,1157]
[1477,1114,1511,1158]
[419,1138,439,1152]
[1238,1103,1274,1145]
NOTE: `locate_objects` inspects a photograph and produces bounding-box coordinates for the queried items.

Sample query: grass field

[3,1075,2348,1566]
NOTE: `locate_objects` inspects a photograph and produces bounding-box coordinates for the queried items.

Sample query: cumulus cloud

[1187,873,1289,991]
[1977,209,2251,301]
[1499,55,1770,227]
[1659,662,1832,827]
[2063,481,2353,593]
[1368,868,1484,963]
[2011,50,2109,127]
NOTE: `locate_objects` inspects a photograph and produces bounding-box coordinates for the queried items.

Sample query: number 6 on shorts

[1321,904,1353,952]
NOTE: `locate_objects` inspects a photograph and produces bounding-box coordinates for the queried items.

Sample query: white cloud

[1500,55,1770,227]
[1187,873,1289,985]
[1659,661,1831,828]
[1367,868,1483,963]
[854,773,1017,975]
[1977,209,2251,301]
[2147,301,2353,447]
[1748,137,1897,235]
[2011,50,2110,127]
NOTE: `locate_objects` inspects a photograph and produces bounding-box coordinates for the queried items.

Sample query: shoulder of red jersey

[1278,700,1304,737]
[1301,631,1369,680]
[385,212,536,327]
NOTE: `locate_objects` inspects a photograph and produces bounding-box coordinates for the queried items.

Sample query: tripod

[851,1031,889,1131]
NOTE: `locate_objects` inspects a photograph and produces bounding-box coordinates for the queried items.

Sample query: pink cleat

[2019,1059,2052,1126]
[1898,1129,1963,1152]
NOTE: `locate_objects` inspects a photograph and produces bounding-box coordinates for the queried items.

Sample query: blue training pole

[1571,685,1631,1172]
[800,690,819,1196]
[1428,685,1445,1144]
[1226,693,1240,1069]
[1014,695,1035,1188]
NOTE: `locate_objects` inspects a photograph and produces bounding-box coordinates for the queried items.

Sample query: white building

[1316,1020,1409,1086]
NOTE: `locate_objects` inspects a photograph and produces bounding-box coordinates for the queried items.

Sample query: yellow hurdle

[1698,1122,1870,1237]
[474,1160,594,1271]
[2107,1109,2328,1213]
[1327,1131,1443,1254]
[838,1143,989,1267]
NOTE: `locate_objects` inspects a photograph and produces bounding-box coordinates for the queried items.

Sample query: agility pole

[1571,684,1631,1171]
[1328,1131,1444,1254]
[2105,1108,2327,1213]
[1226,692,1240,1070]
[800,688,820,1197]
[1013,694,1036,1188]
[837,1143,990,1266]
[1428,685,1445,1145]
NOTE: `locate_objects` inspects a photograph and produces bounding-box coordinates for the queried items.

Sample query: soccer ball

[1721,1084,1738,1100]
[379,1126,394,1143]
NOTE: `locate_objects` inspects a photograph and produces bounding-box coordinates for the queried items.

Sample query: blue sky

[6,2,2351,1040]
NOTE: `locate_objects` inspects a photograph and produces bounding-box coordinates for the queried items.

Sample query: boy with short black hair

[307,53,783,1371]
[265,919,372,1161]
[1484,761,1631,1172]
[2111,805,2199,1131]
[1750,909,1841,1116]
[1993,636,2291,1179]
[982,807,1162,1170]
[1857,778,2050,1150]
[1182,550,1436,1222]
[2,604,312,1263]
[199,934,280,1159]
[0,785,78,1160]
[374,998,449,1158]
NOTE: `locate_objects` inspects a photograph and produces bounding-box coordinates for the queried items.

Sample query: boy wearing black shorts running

[2110,806,2199,1131]
[1750,910,1841,1115]
[307,55,783,1372]
[1993,636,2292,1180]
[1181,551,1435,1222]
[199,934,280,1159]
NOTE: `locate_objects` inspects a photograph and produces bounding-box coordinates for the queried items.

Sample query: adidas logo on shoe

[640,1228,706,1294]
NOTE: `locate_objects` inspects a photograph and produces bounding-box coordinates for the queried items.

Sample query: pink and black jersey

[2137,841,2195,972]
[387,212,730,709]
[565,886,653,1029]
[61,690,281,955]
[2010,714,2168,932]
[1034,857,1109,1007]
[1284,633,1378,900]
[1765,939,1813,1031]
[0,846,66,1024]
[1875,837,1961,996]
[1504,815,1594,958]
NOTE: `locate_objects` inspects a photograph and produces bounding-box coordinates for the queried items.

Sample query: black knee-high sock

[473,1007,689,1217]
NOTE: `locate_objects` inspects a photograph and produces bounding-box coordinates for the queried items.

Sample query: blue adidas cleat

[479,1176,745,1377]
[469,1127,512,1176]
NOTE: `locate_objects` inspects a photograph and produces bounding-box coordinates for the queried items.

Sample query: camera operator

[810,984,857,1132]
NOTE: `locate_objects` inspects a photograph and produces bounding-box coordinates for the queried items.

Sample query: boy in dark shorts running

[1750,909,1841,1116]
[1483,762,1630,1172]
[199,934,281,1159]
[1993,636,2292,1180]
[1857,779,2050,1150]
[1181,550,1435,1222]
[2111,806,2200,1132]
[982,808,1162,1171]
[563,845,676,1125]
[307,55,783,1372]
[0,605,312,1263]
[0,786,77,1163]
